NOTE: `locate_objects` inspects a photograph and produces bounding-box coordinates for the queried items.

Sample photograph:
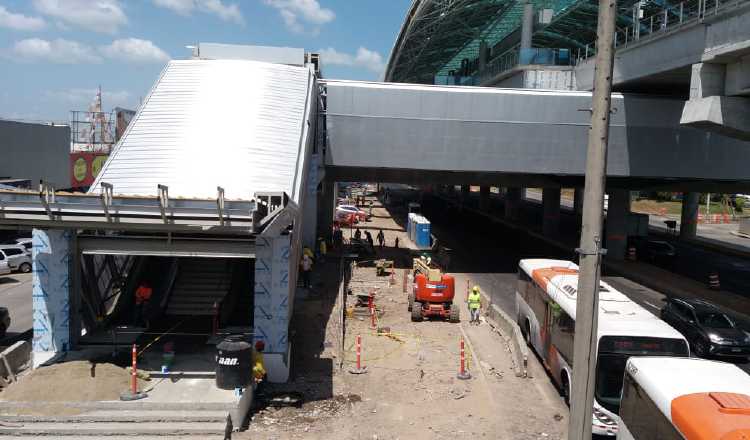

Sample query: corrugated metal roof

[91,59,315,201]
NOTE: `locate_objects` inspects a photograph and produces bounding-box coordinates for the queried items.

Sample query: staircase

[166,258,232,316]
[0,402,232,438]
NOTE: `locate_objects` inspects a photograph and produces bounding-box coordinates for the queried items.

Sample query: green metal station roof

[385,0,666,84]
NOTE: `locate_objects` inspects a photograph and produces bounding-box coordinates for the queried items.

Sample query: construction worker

[468,286,482,325]
[354,228,362,241]
[394,236,399,249]
[376,229,385,248]
[318,237,327,262]
[368,199,374,217]
[364,230,374,249]
[134,281,153,327]
[252,340,267,393]
[301,254,313,289]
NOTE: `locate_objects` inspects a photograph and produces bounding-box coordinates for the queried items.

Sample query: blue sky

[0,0,409,123]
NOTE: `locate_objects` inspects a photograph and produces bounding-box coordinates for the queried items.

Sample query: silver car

[0,259,10,276]
[0,245,31,273]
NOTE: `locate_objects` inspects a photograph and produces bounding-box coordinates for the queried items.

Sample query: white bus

[515,259,690,437]
[619,356,750,440]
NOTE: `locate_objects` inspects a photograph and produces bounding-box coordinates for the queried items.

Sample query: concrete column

[520,2,534,52]
[680,192,700,240]
[479,186,490,211]
[542,188,561,236]
[573,187,584,215]
[478,41,489,72]
[460,185,470,207]
[318,181,335,239]
[32,229,73,367]
[605,190,630,260]
[505,187,522,221]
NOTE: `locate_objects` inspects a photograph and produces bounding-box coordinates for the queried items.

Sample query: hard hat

[255,340,265,351]
[472,285,480,292]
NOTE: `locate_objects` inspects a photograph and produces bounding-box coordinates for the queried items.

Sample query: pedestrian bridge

[323,79,750,190]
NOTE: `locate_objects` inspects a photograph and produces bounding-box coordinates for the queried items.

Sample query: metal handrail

[576,0,750,64]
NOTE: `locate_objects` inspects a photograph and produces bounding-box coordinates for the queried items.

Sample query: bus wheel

[561,374,571,406]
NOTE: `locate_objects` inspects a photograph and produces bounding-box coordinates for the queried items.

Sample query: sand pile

[1,360,146,402]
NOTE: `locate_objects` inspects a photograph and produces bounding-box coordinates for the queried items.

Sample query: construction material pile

[1,360,144,402]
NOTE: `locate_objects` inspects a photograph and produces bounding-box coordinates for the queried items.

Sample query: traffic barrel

[709,272,720,289]
[627,246,637,261]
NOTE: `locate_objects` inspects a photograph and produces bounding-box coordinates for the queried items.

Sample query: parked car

[15,238,32,254]
[0,245,32,273]
[660,297,750,358]
[336,205,368,222]
[0,260,10,276]
[632,238,676,262]
[0,307,9,339]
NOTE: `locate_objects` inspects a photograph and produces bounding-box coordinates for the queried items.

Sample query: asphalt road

[0,272,33,345]
[417,192,750,373]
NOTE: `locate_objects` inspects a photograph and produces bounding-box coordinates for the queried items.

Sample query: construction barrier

[709,272,721,290]
[485,303,528,377]
[627,246,637,261]
[349,334,367,374]
[457,338,471,380]
[131,344,138,395]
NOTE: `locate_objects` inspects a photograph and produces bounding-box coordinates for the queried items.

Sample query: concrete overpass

[323,79,750,191]
[574,0,750,139]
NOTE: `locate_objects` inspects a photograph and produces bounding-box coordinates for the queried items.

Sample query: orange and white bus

[619,356,750,439]
[516,259,689,437]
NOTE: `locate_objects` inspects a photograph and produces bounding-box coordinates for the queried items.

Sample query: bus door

[541,301,554,363]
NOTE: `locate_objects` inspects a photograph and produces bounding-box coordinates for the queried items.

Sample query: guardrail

[576,0,750,63]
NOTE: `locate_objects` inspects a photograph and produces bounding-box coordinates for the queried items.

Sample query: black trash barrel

[215,335,252,390]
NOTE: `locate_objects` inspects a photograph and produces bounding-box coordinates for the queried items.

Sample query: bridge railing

[474,47,573,85]
[576,0,750,63]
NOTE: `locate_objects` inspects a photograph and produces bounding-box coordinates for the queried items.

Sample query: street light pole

[567,0,618,437]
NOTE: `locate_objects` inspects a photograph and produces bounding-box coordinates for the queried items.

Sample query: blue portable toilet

[416,218,431,248]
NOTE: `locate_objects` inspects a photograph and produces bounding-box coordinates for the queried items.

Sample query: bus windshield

[595,336,689,414]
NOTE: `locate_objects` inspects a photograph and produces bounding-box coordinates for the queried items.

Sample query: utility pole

[567,0,618,437]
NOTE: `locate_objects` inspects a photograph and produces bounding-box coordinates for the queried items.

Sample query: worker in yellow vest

[252,340,266,392]
[468,286,482,325]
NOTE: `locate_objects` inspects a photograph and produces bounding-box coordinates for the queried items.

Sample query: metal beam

[78,236,255,259]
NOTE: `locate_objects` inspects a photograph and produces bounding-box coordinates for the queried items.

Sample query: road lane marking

[643,300,660,310]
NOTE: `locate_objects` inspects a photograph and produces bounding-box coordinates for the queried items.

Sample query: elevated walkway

[322,80,750,191]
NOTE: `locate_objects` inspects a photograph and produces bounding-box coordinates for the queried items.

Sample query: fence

[577,0,750,63]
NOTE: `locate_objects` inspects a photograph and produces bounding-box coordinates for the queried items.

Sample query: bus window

[620,372,682,440]
[596,336,689,414]
[551,309,574,363]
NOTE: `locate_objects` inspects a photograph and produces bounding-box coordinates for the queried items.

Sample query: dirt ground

[0,360,147,411]
[239,192,567,440]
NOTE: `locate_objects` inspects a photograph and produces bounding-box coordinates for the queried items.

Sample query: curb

[472,290,528,378]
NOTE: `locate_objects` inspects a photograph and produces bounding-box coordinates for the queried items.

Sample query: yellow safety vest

[468,292,481,310]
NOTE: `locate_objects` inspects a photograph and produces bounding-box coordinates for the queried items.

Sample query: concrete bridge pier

[680,192,700,240]
[505,187,522,221]
[479,186,491,212]
[542,188,561,236]
[605,190,631,260]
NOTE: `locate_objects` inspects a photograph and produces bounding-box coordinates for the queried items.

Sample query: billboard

[70,152,108,188]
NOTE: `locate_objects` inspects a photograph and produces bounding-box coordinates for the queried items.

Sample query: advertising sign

[70,152,108,188]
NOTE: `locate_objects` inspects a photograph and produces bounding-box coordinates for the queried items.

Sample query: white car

[15,238,32,254]
[0,245,32,273]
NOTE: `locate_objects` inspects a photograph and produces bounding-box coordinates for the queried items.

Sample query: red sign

[70,152,109,188]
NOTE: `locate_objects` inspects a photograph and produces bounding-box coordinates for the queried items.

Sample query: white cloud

[46,88,132,107]
[318,46,385,74]
[11,38,101,63]
[153,0,244,24]
[32,0,127,34]
[264,0,334,33]
[0,6,46,31]
[101,38,170,63]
